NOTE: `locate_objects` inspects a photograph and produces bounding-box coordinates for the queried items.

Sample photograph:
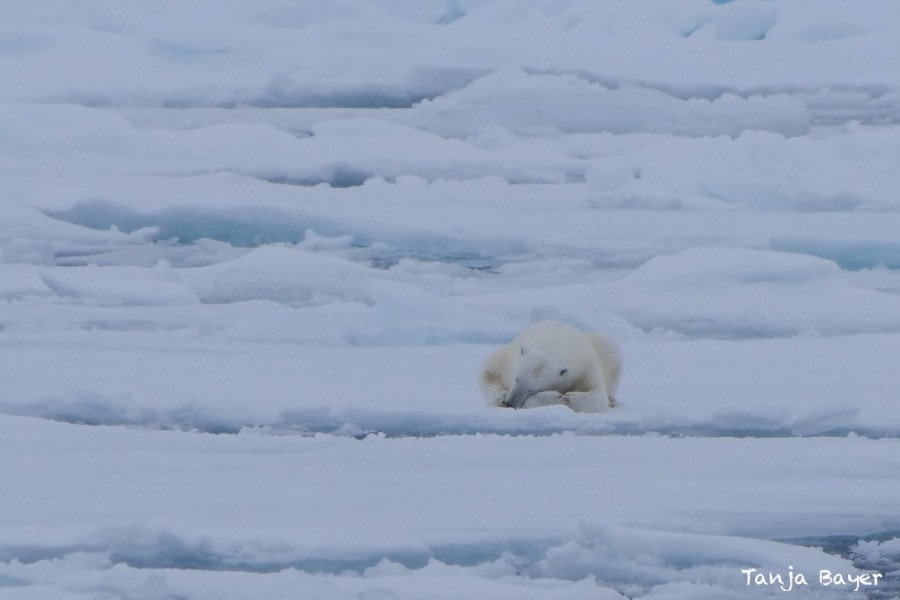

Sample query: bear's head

[504,345,573,409]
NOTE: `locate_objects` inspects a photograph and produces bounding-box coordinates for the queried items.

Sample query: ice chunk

[412,69,810,138]
[40,266,198,306]
[607,248,900,337]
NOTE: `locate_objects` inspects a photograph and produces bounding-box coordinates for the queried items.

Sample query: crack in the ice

[0,531,558,577]
[2,400,897,440]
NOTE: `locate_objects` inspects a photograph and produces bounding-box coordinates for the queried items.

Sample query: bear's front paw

[521,391,565,409]
[561,391,607,413]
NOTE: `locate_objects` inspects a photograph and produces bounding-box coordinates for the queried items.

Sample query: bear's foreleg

[562,390,612,413]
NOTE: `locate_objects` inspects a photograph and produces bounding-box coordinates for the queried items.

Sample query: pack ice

[2,1,900,598]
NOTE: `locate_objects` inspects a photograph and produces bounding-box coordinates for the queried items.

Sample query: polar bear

[479,320,622,413]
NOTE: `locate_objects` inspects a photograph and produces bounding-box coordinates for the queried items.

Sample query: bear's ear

[559,368,568,377]
[520,345,528,356]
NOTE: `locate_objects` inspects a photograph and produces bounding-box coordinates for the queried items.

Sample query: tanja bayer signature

[741,566,883,592]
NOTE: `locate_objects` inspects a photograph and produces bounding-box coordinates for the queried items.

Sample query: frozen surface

[2,1,900,598]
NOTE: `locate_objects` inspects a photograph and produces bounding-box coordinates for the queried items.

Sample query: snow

[2,417,897,599]
[2,0,900,598]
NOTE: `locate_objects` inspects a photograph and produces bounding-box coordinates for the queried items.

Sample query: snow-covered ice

[2,1,900,598]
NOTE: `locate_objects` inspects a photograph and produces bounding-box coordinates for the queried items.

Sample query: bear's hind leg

[480,364,510,407]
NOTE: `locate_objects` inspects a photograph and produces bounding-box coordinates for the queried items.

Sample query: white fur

[479,320,622,413]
